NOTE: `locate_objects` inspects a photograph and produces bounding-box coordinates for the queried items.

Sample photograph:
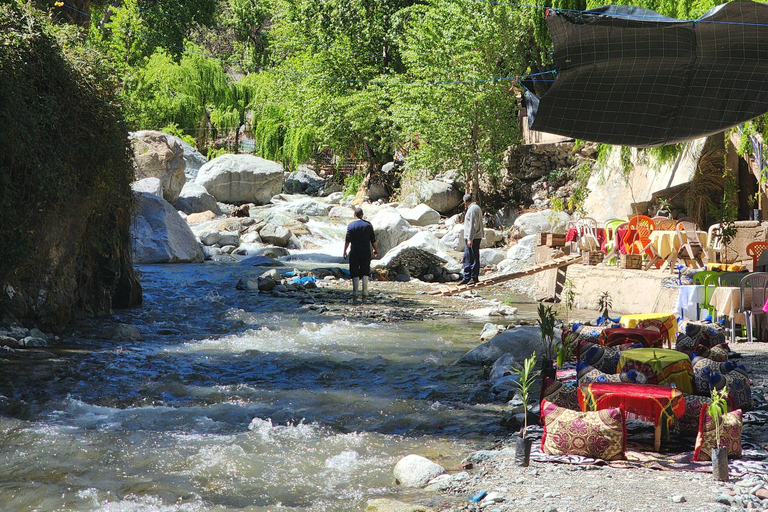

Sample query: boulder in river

[457,326,544,366]
[196,154,283,205]
[130,130,187,203]
[393,454,445,488]
[371,209,417,257]
[284,167,325,196]
[398,204,441,227]
[131,192,204,263]
[260,224,293,247]
[174,182,222,215]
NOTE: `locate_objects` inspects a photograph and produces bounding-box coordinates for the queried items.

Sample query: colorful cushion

[720,367,753,412]
[692,356,735,395]
[577,362,646,384]
[679,320,726,348]
[674,334,698,356]
[693,406,742,461]
[540,399,626,460]
[675,394,712,434]
[540,377,579,411]
[708,345,729,362]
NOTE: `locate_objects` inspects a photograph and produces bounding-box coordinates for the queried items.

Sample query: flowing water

[0,223,537,512]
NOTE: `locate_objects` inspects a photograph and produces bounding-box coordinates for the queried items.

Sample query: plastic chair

[708,224,725,263]
[746,241,768,271]
[654,218,677,230]
[624,215,663,270]
[740,272,768,342]
[676,218,706,268]
[693,270,719,319]
[603,219,627,265]
[577,217,601,253]
[717,272,745,287]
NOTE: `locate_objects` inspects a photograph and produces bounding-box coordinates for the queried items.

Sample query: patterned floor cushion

[674,334,699,357]
[540,377,580,411]
[577,362,646,385]
[692,356,736,395]
[678,320,726,348]
[721,367,753,411]
[540,399,626,460]
[708,344,729,362]
[675,394,712,434]
[693,406,743,461]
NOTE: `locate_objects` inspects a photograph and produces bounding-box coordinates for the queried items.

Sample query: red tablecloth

[566,227,607,251]
[578,382,685,429]
[616,228,639,255]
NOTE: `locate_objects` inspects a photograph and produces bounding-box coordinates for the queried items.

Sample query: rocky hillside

[0,5,140,331]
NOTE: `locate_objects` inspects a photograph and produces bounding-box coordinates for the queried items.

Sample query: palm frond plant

[537,303,559,379]
[512,353,540,439]
[709,386,730,481]
[597,291,613,320]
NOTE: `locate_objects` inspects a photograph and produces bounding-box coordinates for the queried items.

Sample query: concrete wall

[535,263,679,316]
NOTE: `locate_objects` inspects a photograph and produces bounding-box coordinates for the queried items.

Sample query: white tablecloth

[675,285,707,320]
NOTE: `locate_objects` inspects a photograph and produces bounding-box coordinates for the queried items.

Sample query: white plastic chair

[740,272,768,342]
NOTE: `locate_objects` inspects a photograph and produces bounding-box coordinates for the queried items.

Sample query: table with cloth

[617,347,694,394]
[578,382,685,451]
[710,286,751,325]
[649,230,708,270]
[675,284,708,321]
[619,313,677,348]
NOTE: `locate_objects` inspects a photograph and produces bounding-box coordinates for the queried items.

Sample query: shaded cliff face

[0,4,141,331]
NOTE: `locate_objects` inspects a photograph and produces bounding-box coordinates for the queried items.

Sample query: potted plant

[537,303,558,380]
[709,386,729,481]
[656,198,671,218]
[597,291,613,322]
[512,353,540,467]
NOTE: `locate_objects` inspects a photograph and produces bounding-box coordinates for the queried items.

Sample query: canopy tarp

[526,1,768,147]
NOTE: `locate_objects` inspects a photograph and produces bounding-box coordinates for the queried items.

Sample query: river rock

[112,324,142,341]
[367,182,389,201]
[329,206,355,219]
[196,154,283,204]
[239,255,285,267]
[480,323,503,341]
[371,209,417,257]
[393,454,445,488]
[257,277,276,291]
[325,192,344,204]
[19,336,47,348]
[186,211,217,224]
[480,228,504,248]
[399,204,441,226]
[513,209,570,237]
[284,167,325,195]
[411,180,463,214]
[131,192,204,263]
[278,199,332,217]
[174,182,222,215]
[252,210,312,237]
[365,498,435,512]
[131,177,163,197]
[440,224,465,251]
[458,326,544,366]
[465,306,518,317]
[250,246,290,259]
[165,133,208,179]
[130,130,187,203]
[260,224,293,246]
[480,248,505,266]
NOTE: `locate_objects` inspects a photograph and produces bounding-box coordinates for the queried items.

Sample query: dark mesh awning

[526,1,768,147]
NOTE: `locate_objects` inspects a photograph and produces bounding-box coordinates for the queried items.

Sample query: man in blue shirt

[343,207,379,302]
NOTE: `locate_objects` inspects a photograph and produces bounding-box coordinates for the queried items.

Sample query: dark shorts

[349,253,372,278]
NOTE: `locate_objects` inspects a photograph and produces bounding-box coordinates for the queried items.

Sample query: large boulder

[440,224,465,252]
[260,224,293,247]
[131,192,204,263]
[131,177,163,197]
[130,130,187,203]
[513,209,570,237]
[174,182,222,215]
[479,248,505,266]
[371,209,418,257]
[196,154,283,205]
[165,134,208,179]
[457,326,544,366]
[393,455,445,488]
[399,204,441,227]
[413,180,463,214]
[277,199,332,217]
[284,166,325,196]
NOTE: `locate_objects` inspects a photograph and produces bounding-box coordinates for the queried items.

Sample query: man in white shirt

[461,193,483,284]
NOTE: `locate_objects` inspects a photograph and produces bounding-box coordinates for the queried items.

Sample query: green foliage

[646,144,685,165]
[597,291,612,319]
[711,169,739,263]
[537,303,559,360]
[561,278,576,322]
[207,147,231,159]
[708,386,729,448]
[344,172,366,197]
[512,354,540,437]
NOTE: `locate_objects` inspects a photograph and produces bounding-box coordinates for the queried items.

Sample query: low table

[619,313,677,348]
[617,347,694,394]
[578,382,686,451]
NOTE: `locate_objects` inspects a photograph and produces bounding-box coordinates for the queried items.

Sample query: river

[0,223,537,511]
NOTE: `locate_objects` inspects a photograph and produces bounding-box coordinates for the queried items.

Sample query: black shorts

[349,253,371,278]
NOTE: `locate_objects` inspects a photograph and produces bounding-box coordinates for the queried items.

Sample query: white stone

[174,182,222,215]
[480,248,505,267]
[260,224,293,247]
[458,326,544,366]
[131,177,163,197]
[371,209,418,257]
[513,209,570,237]
[393,454,445,488]
[440,224,465,251]
[399,204,441,227]
[165,133,208,179]
[131,192,204,263]
[196,154,284,204]
[407,180,463,214]
[329,206,355,219]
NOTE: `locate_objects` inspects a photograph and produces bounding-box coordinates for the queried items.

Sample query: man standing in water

[461,193,484,285]
[343,207,379,303]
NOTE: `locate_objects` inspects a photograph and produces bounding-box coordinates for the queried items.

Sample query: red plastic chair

[624,215,663,269]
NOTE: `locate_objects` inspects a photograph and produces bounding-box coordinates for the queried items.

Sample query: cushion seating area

[540,377,579,411]
[540,399,627,460]
[693,406,743,461]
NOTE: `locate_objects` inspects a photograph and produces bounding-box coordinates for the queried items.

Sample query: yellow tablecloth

[649,230,708,265]
[618,348,694,394]
[708,263,747,272]
[709,286,756,324]
[619,313,677,348]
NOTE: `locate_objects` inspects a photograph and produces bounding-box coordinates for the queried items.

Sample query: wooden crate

[582,251,603,265]
[537,232,566,247]
[620,253,643,269]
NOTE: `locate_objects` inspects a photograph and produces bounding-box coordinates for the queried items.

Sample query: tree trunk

[471,102,480,202]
